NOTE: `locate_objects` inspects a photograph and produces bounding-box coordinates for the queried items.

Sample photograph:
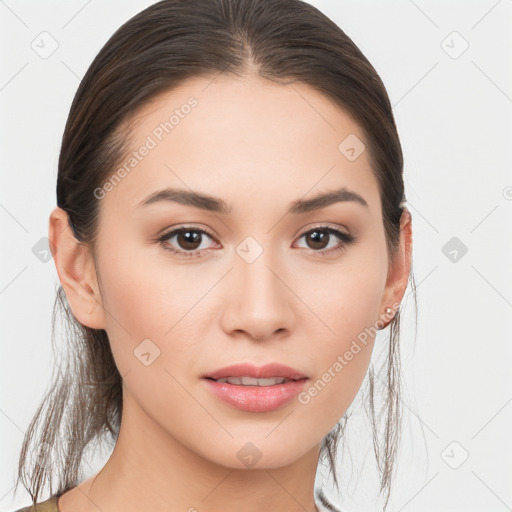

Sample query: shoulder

[11,496,60,512]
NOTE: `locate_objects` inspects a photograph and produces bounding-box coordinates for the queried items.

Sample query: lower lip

[202,378,309,412]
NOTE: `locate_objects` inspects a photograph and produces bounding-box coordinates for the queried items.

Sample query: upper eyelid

[159,223,350,239]
[158,225,217,241]
[295,223,351,238]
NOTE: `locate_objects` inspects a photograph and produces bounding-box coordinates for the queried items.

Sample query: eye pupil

[307,230,329,250]
[178,230,201,250]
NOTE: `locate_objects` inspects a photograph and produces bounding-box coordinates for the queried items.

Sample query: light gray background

[1,1,511,511]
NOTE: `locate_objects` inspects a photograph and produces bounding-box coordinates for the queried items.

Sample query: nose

[219,249,295,341]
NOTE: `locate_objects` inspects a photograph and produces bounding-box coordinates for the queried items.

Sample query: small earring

[378,307,394,330]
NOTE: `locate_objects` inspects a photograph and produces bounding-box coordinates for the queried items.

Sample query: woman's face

[85,74,398,469]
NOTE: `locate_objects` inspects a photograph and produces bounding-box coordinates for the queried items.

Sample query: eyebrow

[136,186,368,215]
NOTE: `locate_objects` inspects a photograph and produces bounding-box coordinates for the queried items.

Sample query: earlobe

[48,206,106,330]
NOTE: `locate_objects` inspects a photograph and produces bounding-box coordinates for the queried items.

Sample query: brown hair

[15,0,417,509]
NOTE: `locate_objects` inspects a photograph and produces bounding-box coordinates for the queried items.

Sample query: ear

[378,207,413,328]
[48,206,106,330]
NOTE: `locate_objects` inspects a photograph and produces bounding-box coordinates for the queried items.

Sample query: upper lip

[203,363,308,381]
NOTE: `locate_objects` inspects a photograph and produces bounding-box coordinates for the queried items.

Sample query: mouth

[201,363,309,412]
[202,362,308,382]
[204,376,304,386]
[202,376,309,412]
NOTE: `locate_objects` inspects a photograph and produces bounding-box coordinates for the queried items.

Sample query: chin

[197,431,317,470]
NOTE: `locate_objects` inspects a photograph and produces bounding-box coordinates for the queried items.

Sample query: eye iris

[178,230,201,250]
[307,230,329,250]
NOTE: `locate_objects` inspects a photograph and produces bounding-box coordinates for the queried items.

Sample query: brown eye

[295,226,356,255]
[158,227,218,257]
[304,229,330,250]
[174,230,203,250]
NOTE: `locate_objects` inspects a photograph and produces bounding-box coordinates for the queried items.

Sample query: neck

[71,388,322,512]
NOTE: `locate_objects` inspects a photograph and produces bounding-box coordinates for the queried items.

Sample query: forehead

[102,73,381,216]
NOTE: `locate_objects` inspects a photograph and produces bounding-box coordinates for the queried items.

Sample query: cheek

[92,238,168,371]
[296,242,387,345]
[295,244,387,421]
[93,242,203,419]
[94,237,217,374]
[297,285,378,431]
[96,235,189,334]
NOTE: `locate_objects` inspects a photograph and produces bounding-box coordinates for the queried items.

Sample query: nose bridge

[221,235,294,339]
[240,251,278,296]
[236,236,284,306]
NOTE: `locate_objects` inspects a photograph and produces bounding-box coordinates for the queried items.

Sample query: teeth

[215,376,289,386]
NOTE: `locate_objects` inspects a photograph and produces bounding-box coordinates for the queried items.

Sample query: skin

[49,73,412,512]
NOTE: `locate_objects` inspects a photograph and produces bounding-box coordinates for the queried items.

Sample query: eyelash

[156,224,356,259]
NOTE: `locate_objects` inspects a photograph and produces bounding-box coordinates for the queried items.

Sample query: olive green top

[12,495,60,512]
[13,488,341,511]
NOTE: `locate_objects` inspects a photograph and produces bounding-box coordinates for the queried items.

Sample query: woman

[13,0,415,510]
